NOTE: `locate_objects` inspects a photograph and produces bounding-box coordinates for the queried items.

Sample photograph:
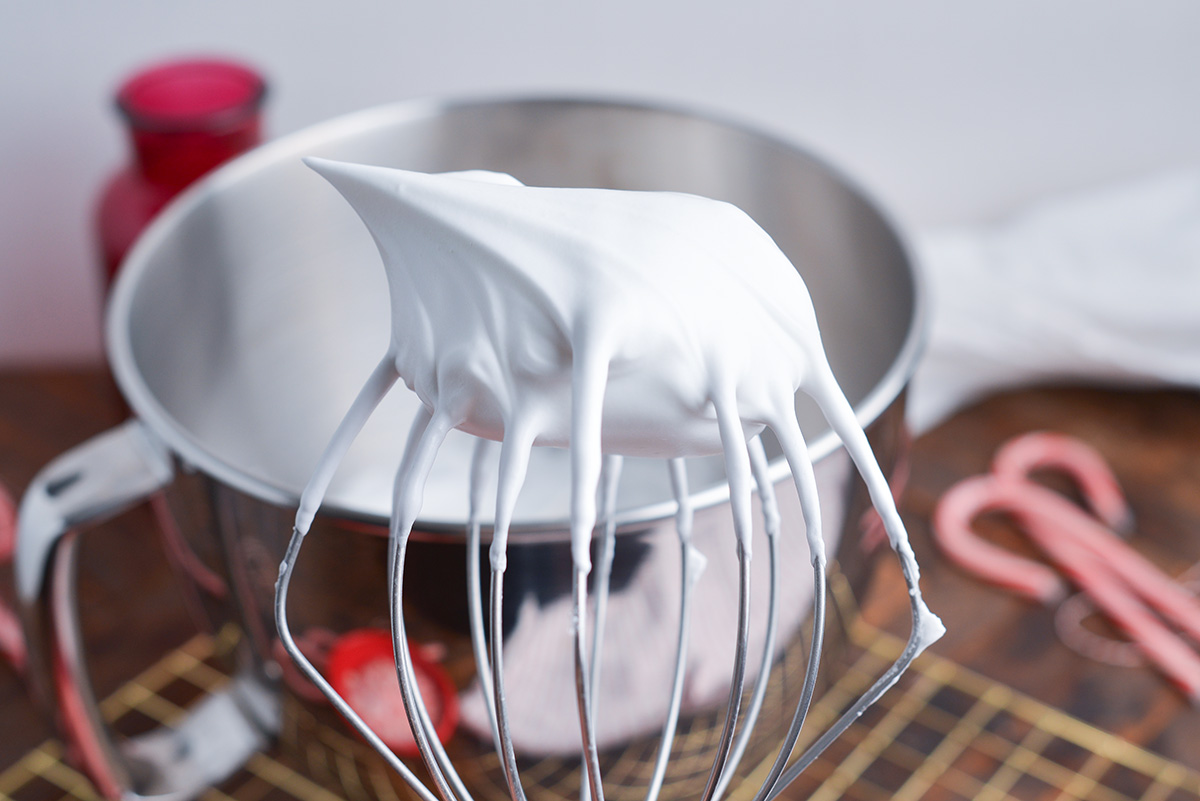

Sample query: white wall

[4,0,1200,365]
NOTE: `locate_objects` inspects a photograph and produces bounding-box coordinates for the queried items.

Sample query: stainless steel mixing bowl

[17,96,923,801]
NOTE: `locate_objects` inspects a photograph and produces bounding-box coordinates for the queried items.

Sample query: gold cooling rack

[3,619,1198,801]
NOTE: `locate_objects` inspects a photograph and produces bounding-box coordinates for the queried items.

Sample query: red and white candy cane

[934,432,1200,703]
[0,481,28,674]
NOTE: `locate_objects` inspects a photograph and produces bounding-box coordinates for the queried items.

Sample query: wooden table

[865,384,1200,774]
[0,371,201,770]
[2,370,1198,790]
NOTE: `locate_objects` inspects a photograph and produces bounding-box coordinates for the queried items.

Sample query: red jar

[96,58,267,287]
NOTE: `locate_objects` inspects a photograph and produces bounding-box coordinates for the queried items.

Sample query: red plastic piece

[327,629,459,757]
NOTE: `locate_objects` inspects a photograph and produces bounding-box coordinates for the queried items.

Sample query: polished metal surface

[107,97,921,529]
[20,96,923,801]
[16,420,277,801]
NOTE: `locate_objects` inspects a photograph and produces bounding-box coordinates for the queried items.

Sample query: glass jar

[95,58,267,288]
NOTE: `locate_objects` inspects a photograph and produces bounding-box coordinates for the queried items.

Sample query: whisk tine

[592,456,623,650]
[568,346,611,801]
[466,439,502,756]
[702,394,756,801]
[490,570,529,801]
[701,546,753,801]
[764,583,921,800]
[581,455,623,801]
[294,356,398,535]
[761,368,946,800]
[750,416,828,801]
[488,422,539,801]
[274,398,439,801]
[711,437,783,800]
[755,570,826,801]
[388,413,473,801]
[643,458,701,801]
[276,534,441,801]
[573,569,606,801]
[589,455,624,705]
[768,538,938,800]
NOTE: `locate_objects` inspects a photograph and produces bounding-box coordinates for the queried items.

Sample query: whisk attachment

[276,161,944,801]
[276,395,939,801]
[277,422,938,801]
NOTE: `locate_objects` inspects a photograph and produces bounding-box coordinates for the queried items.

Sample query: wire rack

[3,611,1198,801]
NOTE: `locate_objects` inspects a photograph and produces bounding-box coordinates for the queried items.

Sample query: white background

[4,0,1200,366]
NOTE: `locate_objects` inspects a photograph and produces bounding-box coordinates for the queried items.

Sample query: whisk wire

[466,440,502,756]
[754,569,826,801]
[276,394,443,801]
[581,455,624,801]
[487,421,539,801]
[276,530,440,801]
[388,412,473,801]
[489,570,530,801]
[765,576,922,800]
[643,457,699,801]
[573,569,607,801]
[748,416,828,801]
[700,546,752,801]
[712,437,783,801]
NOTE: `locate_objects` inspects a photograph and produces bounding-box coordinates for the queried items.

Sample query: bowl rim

[105,93,928,533]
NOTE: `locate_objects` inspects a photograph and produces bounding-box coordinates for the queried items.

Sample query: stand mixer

[17,98,937,801]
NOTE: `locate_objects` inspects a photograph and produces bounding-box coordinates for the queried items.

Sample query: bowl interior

[111,98,918,527]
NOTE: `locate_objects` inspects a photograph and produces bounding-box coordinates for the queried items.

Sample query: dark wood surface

[862,384,1200,772]
[1,370,1198,781]
[0,370,201,769]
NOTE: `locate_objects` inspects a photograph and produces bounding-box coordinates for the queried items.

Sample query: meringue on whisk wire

[274,161,944,801]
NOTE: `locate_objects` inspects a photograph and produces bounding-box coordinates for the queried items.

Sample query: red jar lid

[116,58,266,133]
[327,629,459,757]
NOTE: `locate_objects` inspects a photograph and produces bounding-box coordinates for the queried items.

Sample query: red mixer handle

[15,420,278,800]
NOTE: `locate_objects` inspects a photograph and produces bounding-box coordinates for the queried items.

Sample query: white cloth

[908,168,1200,434]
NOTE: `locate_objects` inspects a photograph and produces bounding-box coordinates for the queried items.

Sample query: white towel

[908,168,1200,434]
